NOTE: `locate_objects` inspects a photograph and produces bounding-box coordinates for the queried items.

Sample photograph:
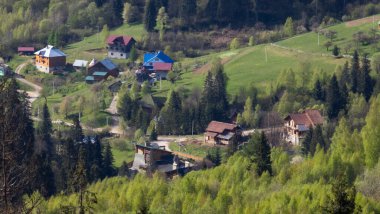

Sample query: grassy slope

[64,24,145,62]
[277,21,380,56]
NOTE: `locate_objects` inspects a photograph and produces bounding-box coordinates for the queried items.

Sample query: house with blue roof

[85,58,119,83]
[143,51,174,79]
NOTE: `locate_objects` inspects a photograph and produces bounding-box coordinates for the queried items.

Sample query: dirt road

[14,61,42,103]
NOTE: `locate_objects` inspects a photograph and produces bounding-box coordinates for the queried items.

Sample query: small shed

[73,59,88,70]
[18,47,35,56]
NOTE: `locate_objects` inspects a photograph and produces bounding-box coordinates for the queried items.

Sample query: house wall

[35,56,66,73]
[108,50,129,59]
[204,135,216,145]
[155,71,168,79]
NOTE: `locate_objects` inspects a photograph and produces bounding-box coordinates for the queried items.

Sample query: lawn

[169,141,225,158]
[153,44,347,97]
[107,138,136,167]
[277,19,380,56]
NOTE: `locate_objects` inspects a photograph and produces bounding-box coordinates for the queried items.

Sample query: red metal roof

[18,47,34,52]
[206,121,237,134]
[106,35,134,46]
[284,109,324,127]
[153,62,172,71]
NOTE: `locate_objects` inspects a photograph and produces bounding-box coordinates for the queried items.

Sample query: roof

[73,60,88,67]
[143,51,174,64]
[85,76,94,81]
[284,109,324,128]
[106,35,135,46]
[100,58,117,70]
[217,132,235,140]
[34,45,66,57]
[18,47,34,52]
[92,71,108,76]
[153,62,173,71]
[206,121,238,134]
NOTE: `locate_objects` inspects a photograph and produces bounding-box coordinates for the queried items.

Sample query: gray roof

[217,132,235,140]
[73,60,88,67]
[101,58,117,70]
[34,45,66,57]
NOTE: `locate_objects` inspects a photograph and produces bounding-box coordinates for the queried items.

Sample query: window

[120,54,123,57]
[111,53,113,55]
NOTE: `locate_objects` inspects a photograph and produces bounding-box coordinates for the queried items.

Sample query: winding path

[14,61,42,103]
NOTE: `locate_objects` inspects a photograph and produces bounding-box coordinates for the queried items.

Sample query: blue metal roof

[93,71,108,76]
[85,76,94,81]
[101,58,117,70]
[143,51,174,64]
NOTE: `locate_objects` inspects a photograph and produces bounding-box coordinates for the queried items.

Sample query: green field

[277,20,380,56]
[153,45,347,97]
[169,141,225,158]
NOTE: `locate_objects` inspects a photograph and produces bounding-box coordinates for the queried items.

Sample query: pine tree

[339,61,350,90]
[212,60,228,121]
[102,143,115,177]
[144,0,157,31]
[313,79,324,101]
[350,50,360,93]
[40,101,54,156]
[326,75,342,119]
[243,132,272,176]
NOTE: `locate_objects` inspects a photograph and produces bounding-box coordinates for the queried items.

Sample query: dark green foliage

[323,174,357,214]
[71,117,84,143]
[112,0,124,25]
[159,90,183,135]
[358,54,373,101]
[332,45,340,57]
[302,127,313,155]
[149,126,158,141]
[102,143,115,177]
[206,147,222,166]
[243,132,272,176]
[32,152,56,197]
[179,0,196,28]
[313,79,325,101]
[339,62,350,90]
[118,161,130,177]
[310,125,326,154]
[350,50,360,93]
[129,45,137,62]
[326,75,343,119]
[144,0,157,31]
[39,102,53,157]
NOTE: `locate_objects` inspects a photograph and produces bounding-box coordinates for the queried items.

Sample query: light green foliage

[155,7,169,42]
[283,17,295,37]
[362,95,380,168]
[371,53,380,74]
[229,38,240,50]
[101,24,109,44]
[248,36,255,46]
[241,97,254,127]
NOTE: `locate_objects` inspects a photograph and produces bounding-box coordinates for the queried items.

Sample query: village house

[283,109,324,145]
[106,35,136,59]
[34,45,66,73]
[85,58,119,83]
[204,121,242,145]
[0,64,9,78]
[18,47,35,56]
[143,51,174,79]
[130,143,192,177]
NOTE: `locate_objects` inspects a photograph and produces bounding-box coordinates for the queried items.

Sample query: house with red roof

[106,35,136,59]
[284,109,324,145]
[143,51,174,79]
[204,121,242,145]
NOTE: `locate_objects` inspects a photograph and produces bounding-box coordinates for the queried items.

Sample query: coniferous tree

[358,54,373,101]
[118,161,130,177]
[71,117,84,143]
[326,75,342,119]
[212,59,228,121]
[313,79,324,101]
[339,61,350,90]
[112,0,124,25]
[90,136,103,181]
[323,173,356,213]
[243,132,272,176]
[179,0,196,28]
[0,78,35,212]
[159,90,182,134]
[102,143,115,177]
[40,101,54,157]
[144,0,157,31]
[149,126,158,141]
[32,152,56,197]
[302,127,313,155]
[310,125,325,155]
[155,7,169,41]
[332,45,340,57]
[350,50,360,93]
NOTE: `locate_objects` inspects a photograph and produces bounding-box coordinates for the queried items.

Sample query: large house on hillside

[204,121,242,145]
[106,35,136,59]
[143,51,174,79]
[131,143,192,177]
[34,45,66,73]
[284,109,324,145]
[85,58,119,83]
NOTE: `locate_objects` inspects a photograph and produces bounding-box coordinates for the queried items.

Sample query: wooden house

[18,47,35,56]
[284,109,324,145]
[106,35,136,59]
[204,121,241,145]
[34,45,66,73]
[85,58,118,83]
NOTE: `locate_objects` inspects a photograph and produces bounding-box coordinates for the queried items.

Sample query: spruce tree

[310,125,325,155]
[200,71,215,127]
[179,0,196,28]
[212,60,228,121]
[339,61,350,90]
[302,127,313,155]
[243,132,272,176]
[313,79,324,101]
[71,117,84,143]
[350,50,360,93]
[144,0,157,31]
[159,90,182,135]
[0,77,35,211]
[102,143,115,177]
[326,75,342,119]
[358,54,373,101]
[40,101,54,157]
[90,136,103,181]
[323,173,356,213]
